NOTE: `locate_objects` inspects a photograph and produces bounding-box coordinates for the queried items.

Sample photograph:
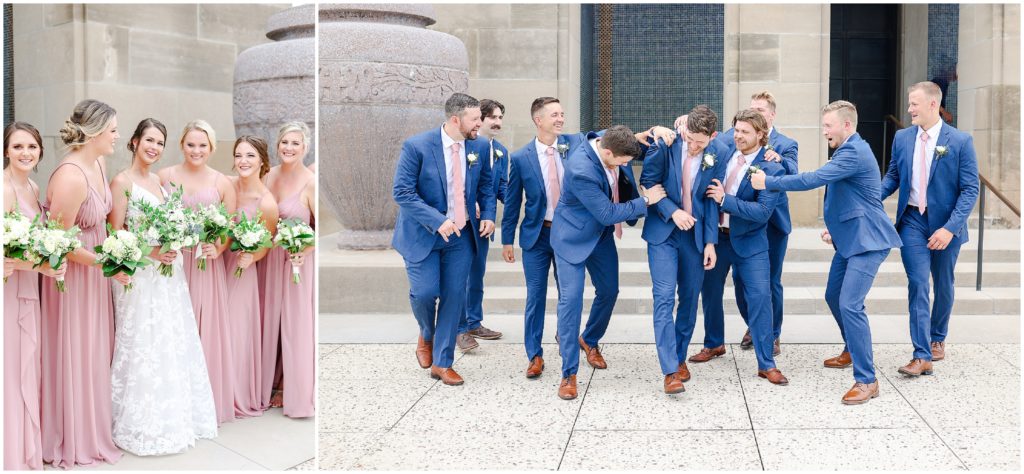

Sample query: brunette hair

[3,121,44,169]
[233,135,271,179]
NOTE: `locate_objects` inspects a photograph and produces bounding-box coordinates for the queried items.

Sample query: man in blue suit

[881,81,979,375]
[696,109,789,386]
[641,105,726,394]
[751,100,903,404]
[549,126,667,399]
[392,93,497,386]
[457,98,509,352]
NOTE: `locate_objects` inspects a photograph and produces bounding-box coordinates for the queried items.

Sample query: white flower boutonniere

[556,143,569,159]
[701,153,716,171]
[467,152,479,166]
[494,149,504,160]
[934,145,948,159]
[765,143,775,152]
[746,164,762,178]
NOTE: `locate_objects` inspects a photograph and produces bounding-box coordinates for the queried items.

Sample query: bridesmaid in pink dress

[3,122,66,471]
[157,120,238,425]
[261,121,315,418]
[226,136,278,418]
[40,100,129,468]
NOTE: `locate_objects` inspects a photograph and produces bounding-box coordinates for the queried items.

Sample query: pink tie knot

[920,132,929,143]
[451,142,461,154]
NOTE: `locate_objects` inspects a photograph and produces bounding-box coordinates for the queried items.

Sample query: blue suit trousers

[522,226,559,361]
[459,233,490,334]
[404,230,473,368]
[555,228,619,378]
[824,248,889,383]
[649,228,705,375]
[898,210,961,360]
[734,225,788,340]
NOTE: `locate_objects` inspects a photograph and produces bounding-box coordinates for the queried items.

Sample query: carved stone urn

[234,4,316,165]
[319,4,469,249]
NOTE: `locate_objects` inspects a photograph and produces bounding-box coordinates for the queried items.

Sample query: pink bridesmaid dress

[4,188,42,470]
[40,162,123,468]
[178,179,236,425]
[223,194,265,418]
[261,182,315,418]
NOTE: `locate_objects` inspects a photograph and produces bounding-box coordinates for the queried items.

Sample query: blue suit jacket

[392,127,497,262]
[767,133,902,258]
[501,132,590,251]
[717,144,785,258]
[881,123,979,244]
[640,138,727,252]
[550,131,646,265]
[717,127,798,234]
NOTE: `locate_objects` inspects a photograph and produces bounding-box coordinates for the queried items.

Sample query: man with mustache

[392,93,497,385]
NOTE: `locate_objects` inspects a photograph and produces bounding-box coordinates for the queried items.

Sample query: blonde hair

[908,81,943,104]
[59,99,116,148]
[821,100,858,129]
[276,121,311,148]
[750,90,777,112]
[179,119,217,154]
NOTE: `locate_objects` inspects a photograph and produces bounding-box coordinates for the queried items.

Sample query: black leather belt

[543,220,552,228]
[907,205,925,214]
[718,226,730,235]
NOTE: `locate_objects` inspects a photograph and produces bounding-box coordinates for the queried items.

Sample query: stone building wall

[10,3,287,192]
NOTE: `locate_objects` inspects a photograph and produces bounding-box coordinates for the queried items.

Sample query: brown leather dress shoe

[430,366,464,385]
[468,325,503,340]
[841,381,879,405]
[740,330,753,349]
[823,351,852,368]
[579,337,607,369]
[758,368,789,385]
[664,373,685,394]
[688,345,726,363]
[526,356,544,378]
[416,335,432,369]
[773,338,781,356]
[676,363,691,382]
[898,358,934,376]
[931,341,945,361]
[456,333,479,353]
[558,375,578,400]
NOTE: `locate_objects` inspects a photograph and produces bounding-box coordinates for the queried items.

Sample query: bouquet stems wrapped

[229,210,272,278]
[274,218,315,284]
[94,225,152,291]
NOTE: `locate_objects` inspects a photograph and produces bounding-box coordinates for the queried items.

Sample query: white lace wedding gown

[110,183,217,455]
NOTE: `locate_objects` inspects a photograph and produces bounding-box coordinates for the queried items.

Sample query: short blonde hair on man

[821,100,858,129]
[750,90,777,112]
[908,81,943,104]
[179,119,217,154]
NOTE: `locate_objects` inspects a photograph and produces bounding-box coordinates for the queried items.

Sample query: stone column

[957,4,1020,226]
[724,4,830,226]
[319,4,469,249]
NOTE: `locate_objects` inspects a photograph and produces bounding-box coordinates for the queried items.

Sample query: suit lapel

[928,123,951,186]
[669,140,683,203]
[430,129,448,203]
[525,139,547,202]
[736,148,765,200]
[583,138,612,198]
[902,127,916,189]
[464,141,474,207]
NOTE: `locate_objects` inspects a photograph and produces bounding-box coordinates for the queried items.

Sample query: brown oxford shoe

[740,330,753,349]
[664,373,686,394]
[415,335,432,369]
[676,362,691,382]
[456,332,479,353]
[841,381,879,405]
[429,366,464,385]
[931,341,946,361]
[898,358,934,376]
[758,368,789,385]
[468,325,503,340]
[688,345,726,363]
[823,351,852,368]
[526,356,544,379]
[773,338,781,356]
[558,375,578,400]
[579,337,607,369]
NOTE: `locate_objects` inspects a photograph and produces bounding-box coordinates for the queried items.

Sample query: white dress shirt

[910,120,942,208]
[440,126,467,222]
[536,137,565,221]
[721,146,761,228]
[680,141,702,201]
[590,137,620,197]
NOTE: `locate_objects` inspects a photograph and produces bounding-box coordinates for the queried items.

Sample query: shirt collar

[440,125,463,151]
[921,120,943,140]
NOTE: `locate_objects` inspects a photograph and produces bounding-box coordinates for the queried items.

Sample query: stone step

[322,283,1019,316]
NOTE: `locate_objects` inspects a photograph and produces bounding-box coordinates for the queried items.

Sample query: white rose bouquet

[3,209,42,284]
[28,217,81,292]
[94,225,152,291]
[195,203,233,271]
[274,218,315,284]
[131,186,202,277]
[228,211,272,278]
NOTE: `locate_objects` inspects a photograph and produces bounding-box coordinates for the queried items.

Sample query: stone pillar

[957,4,1020,226]
[724,4,830,226]
[318,4,469,249]
[234,4,316,165]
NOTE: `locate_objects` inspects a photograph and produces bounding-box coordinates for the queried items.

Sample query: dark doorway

[829,4,900,172]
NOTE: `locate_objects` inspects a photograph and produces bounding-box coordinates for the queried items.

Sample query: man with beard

[392,93,497,385]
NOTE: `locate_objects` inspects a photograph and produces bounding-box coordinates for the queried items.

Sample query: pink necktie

[608,167,623,239]
[451,142,466,229]
[545,146,560,213]
[682,153,697,214]
[918,131,929,215]
[720,154,746,225]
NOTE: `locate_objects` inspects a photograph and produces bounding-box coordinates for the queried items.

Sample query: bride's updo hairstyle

[59,99,117,149]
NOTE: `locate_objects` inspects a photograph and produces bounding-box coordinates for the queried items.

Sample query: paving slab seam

[729,345,766,471]
[557,367,596,471]
[384,353,462,432]
[877,369,970,469]
[210,436,275,470]
[981,344,1022,367]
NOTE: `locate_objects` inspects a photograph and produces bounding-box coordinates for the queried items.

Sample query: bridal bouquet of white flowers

[28,217,82,292]
[94,225,152,291]
[130,186,202,277]
[195,203,233,271]
[3,209,42,283]
[228,211,272,278]
[274,218,314,284]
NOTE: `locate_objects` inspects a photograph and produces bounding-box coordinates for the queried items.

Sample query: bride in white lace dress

[107,119,216,455]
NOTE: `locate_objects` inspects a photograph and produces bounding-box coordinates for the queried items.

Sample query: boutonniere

[765,143,774,152]
[493,149,504,161]
[556,143,569,159]
[701,153,716,170]
[934,145,948,159]
[467,152,479,166]
[746,164,762,178]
